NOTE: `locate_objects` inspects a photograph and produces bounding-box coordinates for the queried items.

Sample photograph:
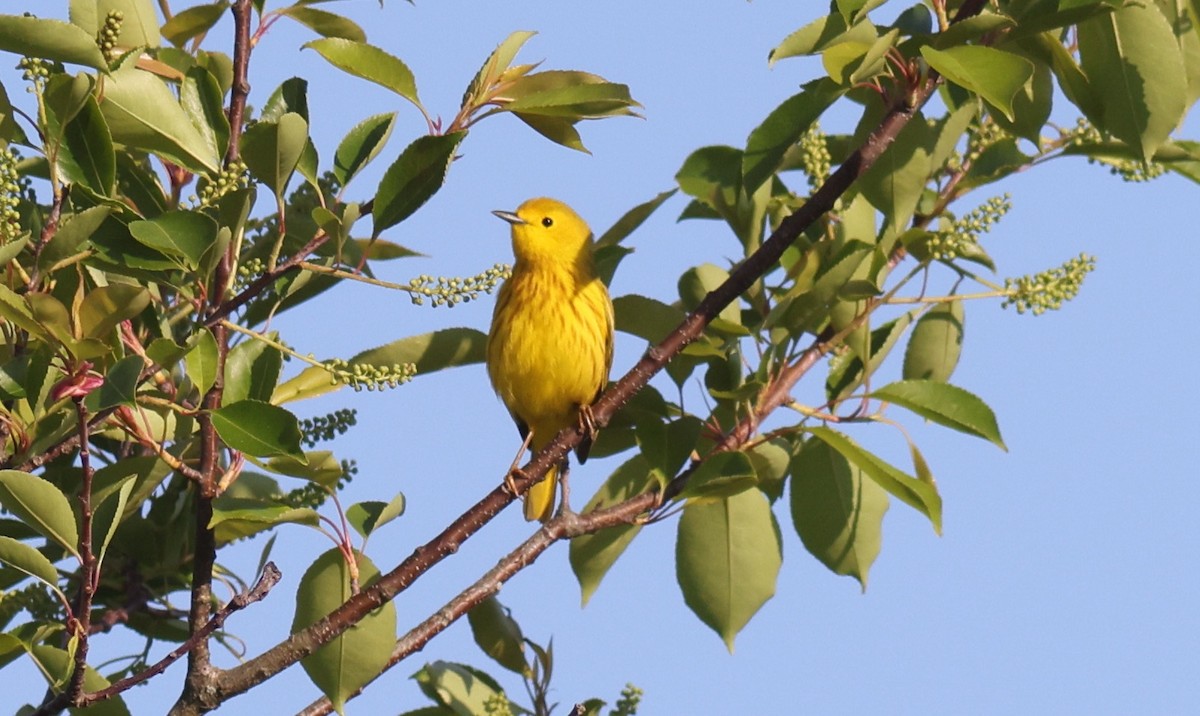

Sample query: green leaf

[806,426,942,533]
[161,1,231,47]
[636,415,703,484]
[747,437,791,503]
[678,451,757,501]
[769,12,878,64]
[181,66,231,168]
[372,132,465,237]
[224,336,282,405]
[27,644,132,716]
[0,285,49,341]
[871,380,1006,450]
[261,77,310,123]
[209,503,319,543]
[613,294,685,344]
[463,31,537,108]
[333,112,397,187]
[413,661,506,716]
[903,301,964,382]
[857,109,931,233]
[61,94,116,197]
[100,65,221,174]
[241,112,309,200]
[210,400,306,460]
[676,489,781,651]
[466,596,527,675]
[78,284,151,341]
[92,474,135,569]
[503,72,639,118]
[0,470,80,558]
[743,78,844,193]
[354,326,484,375]
[0,535,60,587]
[0,15,108,71]
[345,491,406,539]
[570,455,654,606]
[304,38,421,110]
[675,145,742,220]
[186,327,219,395]
[97,355,143,409]
[990,47,1053,143]
[26,292,75,348]
[1077,2,1189,161]
[128,210,218,270]
[72,0,159,49]
[826,310,917,401]
[790,438,888,589]
[513,112,589,152]
[37,205,110,271]
[920,46,1034,121]
[294,548,396,715]
[281,6,366,42]
[263,451,343,487]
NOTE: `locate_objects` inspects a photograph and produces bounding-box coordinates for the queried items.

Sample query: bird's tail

[524,462,557,522]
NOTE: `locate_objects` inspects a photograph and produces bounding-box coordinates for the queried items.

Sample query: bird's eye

[541,217,554,228]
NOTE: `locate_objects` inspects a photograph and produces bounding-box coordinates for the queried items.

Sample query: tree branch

[80,563,281,708]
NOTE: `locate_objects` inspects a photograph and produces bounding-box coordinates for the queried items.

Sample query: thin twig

[79,563,282,707]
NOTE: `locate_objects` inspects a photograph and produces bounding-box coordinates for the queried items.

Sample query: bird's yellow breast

[487,266,613,434]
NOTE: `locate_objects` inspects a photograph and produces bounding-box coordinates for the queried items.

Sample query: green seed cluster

[408,263,510,307]
[1067,117,1104,146]
[195,160,249,208]
[17,56,50,93]
[0,146,23,243]
[799,122,831,191]
[285,459,357,508]
[1065,119,1165,182]
[1101,158,1165,183]
[483,693,514,716]
[299,408,358,447]
[234,257,267,292]
[322,357,416,391]
[0,583,60,625]
[96,10,124,60]
[612,684,644,716]
[965,116,1004,165]
[1002,253,1096,316]
[927,194,1011,260]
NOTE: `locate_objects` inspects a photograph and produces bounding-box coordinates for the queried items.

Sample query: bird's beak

[492,209,525,225]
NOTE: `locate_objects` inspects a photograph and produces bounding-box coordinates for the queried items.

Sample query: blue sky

[5,1,1200,714]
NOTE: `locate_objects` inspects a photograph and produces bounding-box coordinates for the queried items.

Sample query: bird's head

[493,197,593,267]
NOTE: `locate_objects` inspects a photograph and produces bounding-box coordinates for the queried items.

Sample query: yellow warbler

[487,198,614,521]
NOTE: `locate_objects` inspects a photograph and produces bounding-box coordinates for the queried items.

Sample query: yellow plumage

[486,198,614,521]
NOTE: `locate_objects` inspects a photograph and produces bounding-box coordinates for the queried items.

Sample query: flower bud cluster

[408,263,510,307]
[322,357,416,391]
[1003,253,1096,316]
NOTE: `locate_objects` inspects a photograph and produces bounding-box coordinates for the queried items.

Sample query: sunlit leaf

[304,38,421,110]
[294,549,396,714]
[676,489,781,651]
[790,438,888,589]
[372,132,465,237]
[210,400,306,460]
[0,470,80,558]
[0,15,108,71]
[467,596,527,675]
[871,380,1006,449]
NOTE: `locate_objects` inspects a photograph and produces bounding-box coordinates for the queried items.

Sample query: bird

[486,197,614,521]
